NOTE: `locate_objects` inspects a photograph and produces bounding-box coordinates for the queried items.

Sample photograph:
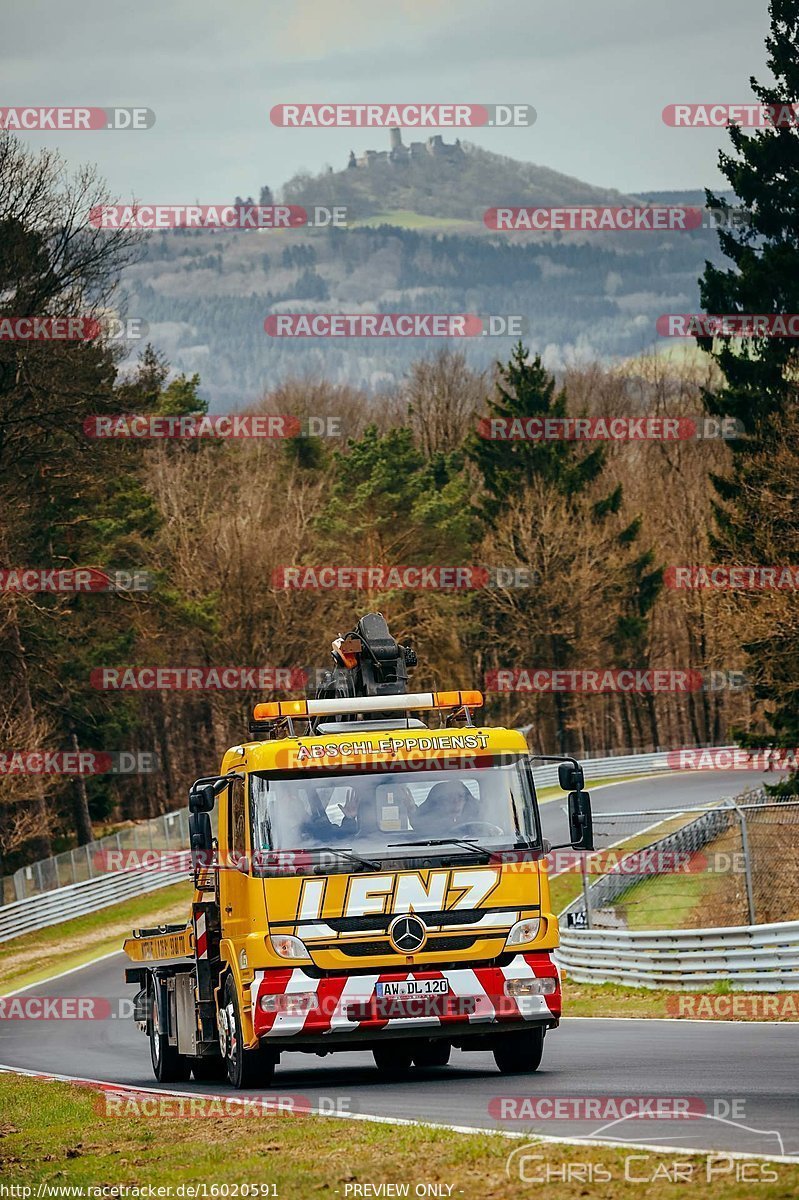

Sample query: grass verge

[562,977,799,1020]
[0,1073,795,1197]
[0,881,193,994]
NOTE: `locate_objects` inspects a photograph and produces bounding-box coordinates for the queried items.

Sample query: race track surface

[3,771,796,1158]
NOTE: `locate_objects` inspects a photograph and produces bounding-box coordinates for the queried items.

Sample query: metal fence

[557,919,799,991]
[553,795,799,990]
[1,808,192,906]
[0,862,188,943]
[558,795,799,931]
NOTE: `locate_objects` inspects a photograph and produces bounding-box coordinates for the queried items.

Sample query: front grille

[336,935,478,957]
[298,908,504,935]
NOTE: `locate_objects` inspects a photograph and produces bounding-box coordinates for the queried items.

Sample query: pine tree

[698,0,799,779]
[467,343,662,753]
[466,342,605,519]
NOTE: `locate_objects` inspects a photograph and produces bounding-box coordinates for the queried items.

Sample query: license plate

[375,979,449,998]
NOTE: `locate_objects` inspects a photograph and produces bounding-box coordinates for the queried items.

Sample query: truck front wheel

[220,976,276,1089]
[413,1040,451,1068]
[372,1043,415,1079]
[492,1027,545,1075]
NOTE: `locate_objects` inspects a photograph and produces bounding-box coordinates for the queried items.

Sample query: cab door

[218,775,254,949]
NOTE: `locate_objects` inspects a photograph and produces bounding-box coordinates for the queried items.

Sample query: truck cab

[125,616,592,1088]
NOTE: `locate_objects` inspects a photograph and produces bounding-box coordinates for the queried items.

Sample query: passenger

[337,786,371,837]
[414,780,477,835]
[294,786,348,845]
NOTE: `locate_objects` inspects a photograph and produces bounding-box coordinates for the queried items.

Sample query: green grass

[1,1073,795,1197]
[562,977,799,1021]
[545,785,687,916]
[618,866,730,930]
[352,208,480,231]
[0,881,193,994]
[549,808,711,923]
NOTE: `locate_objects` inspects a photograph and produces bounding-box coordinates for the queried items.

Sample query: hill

[118,138,730,405]
[280,134,636,223]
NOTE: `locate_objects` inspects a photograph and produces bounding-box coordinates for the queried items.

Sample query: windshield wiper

[305,845,383,871]
[386,837,491,859]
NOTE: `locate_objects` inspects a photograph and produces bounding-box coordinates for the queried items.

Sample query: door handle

[225,905,233,915]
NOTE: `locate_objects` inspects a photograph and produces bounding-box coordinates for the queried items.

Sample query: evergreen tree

[467,343,662,752]
[466,342,606,519]
[698,0,799,780]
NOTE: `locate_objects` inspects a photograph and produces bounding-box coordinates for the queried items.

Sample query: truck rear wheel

[220,976,276,1089]
[372,1043,415,1079]
[493,1027,545,1075]
[149,992,191,1083]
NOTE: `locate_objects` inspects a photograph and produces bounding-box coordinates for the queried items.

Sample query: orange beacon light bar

[252,690,483,722]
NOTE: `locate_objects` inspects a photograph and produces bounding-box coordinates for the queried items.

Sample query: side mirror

[189,810,213,872]
[189,783,215,813]
[558,761,584,792]
[568,790,593,851]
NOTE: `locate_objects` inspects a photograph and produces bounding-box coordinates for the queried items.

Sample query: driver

[414,780,477,835]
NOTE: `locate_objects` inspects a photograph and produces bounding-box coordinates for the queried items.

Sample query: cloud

[0,0,771,197]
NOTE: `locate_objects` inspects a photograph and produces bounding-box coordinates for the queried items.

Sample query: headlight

[505,918,541,947]
[260,991,316,1014]
[270,934,310,959]
[505,976,557,996]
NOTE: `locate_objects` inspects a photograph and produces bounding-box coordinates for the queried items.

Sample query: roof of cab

[221,724,528,774]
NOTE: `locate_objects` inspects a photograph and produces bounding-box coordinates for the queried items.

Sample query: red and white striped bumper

[251,953,560,1040]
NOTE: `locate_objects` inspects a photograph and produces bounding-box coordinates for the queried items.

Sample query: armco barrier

[532,747,680,788]
[0,863,187,943]
[557,919,799,991]
[6,807,192,903]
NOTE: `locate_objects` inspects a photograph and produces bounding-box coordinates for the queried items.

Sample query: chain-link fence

[558,794,799,931]
[0,808,192,905]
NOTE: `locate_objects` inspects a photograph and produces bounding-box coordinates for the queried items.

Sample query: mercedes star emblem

[388,913,428,953]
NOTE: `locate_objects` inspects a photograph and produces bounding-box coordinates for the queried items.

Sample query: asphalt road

[538,767,773,846]
[2,770,796,1159]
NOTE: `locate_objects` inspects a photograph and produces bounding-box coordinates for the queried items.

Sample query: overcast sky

[2,0,771,201]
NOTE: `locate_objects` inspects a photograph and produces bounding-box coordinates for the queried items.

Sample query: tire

[191,1055,228,1082]
[220,976,276,1089]
[412,1041,451,1068]
[149,989,191,1083]
[372,1043,415,1079]
[493,1027,545,1075]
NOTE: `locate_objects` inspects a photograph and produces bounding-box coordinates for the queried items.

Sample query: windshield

[249,757,539,875]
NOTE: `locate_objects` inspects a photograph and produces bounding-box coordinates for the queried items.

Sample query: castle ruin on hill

[348,126,465,170]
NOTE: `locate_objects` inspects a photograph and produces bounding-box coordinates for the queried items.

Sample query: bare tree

[403,349,488,456]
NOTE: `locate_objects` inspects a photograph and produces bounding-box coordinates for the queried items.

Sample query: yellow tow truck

[125,613,593,1087]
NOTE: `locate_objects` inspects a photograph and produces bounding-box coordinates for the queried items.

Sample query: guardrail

[0,863,187,943]
[531,747,681,788]
[557,919,799,991]
[0,746,731,945]
[3,808,192,905]
[556,794,799,990]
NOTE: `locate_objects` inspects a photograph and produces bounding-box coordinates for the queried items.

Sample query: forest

[1,26,797,879]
